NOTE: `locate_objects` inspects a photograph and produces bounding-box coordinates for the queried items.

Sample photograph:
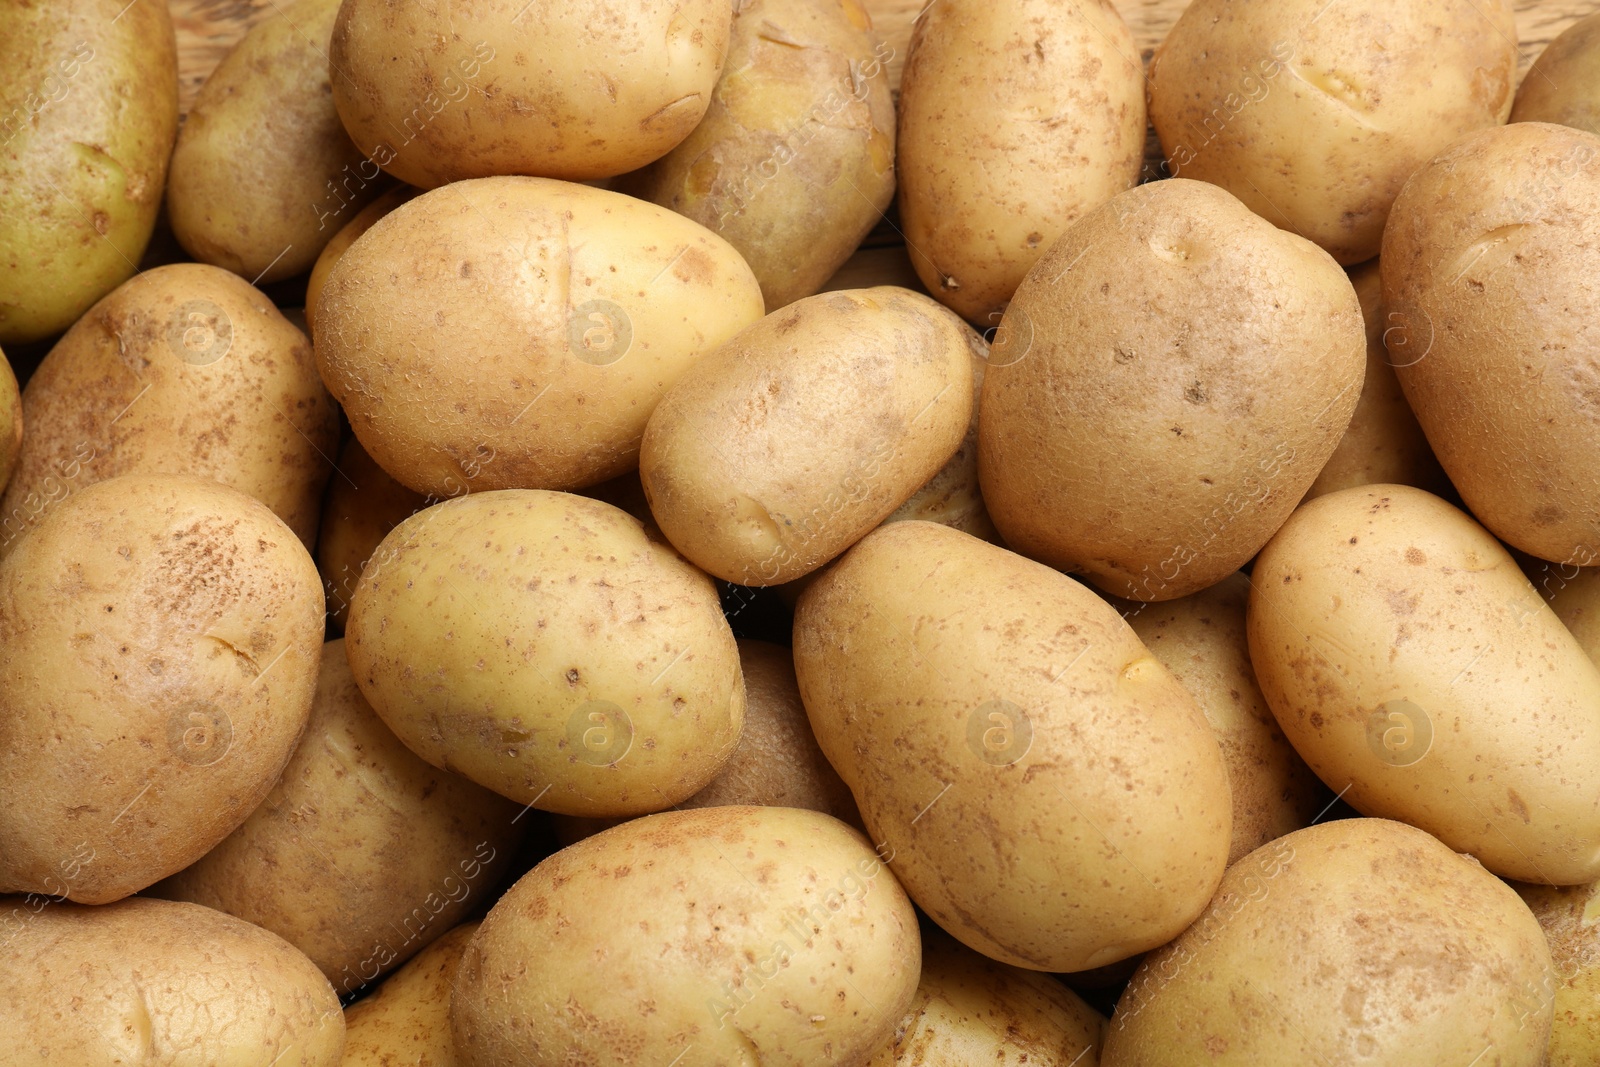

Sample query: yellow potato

[303,184,418,337]
[316,437,426,631]
[1548,565,1600,669]
[342,922,479,1067]
[1515,881,1600,1067]
[1512,12,1600,134]
[0,346,20,491]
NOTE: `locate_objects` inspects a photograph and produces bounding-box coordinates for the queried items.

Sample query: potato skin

[342,922,479,1067]
[0,0,177,344]
[0,347,20,491]
[450,806,921,1067]
[316,437,426,631]
[0,475,325,905]
[303,185,417,338]
[979,179,1365,601]
[1382,122,1600,564]
[0,896,344,1065]
[794,521,1232,972]
[1149,0,1517,265]
[897,0,1144,325]
[1515,881,1600,1067]
[315,176,764,498]
[1512,13,1600,135]
[1548,566,1600,670]
[1103,819,1554,1066]
[1248,485,1600,885]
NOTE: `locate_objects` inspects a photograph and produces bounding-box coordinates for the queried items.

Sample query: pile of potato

[3,0,1600,1062]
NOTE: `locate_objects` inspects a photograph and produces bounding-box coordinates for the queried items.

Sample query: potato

[1102,819,1554,1066]
[641,287,975,586]
[1248,484,1600,885]
[979,179,1365,602]
[0,896,344,1065]
[152,639,522,993]
[317,437,426,631]
[347,489,744,817]
[794,520,1232,972]
[1382,121,1600,565]
[897,0,1144,325]
[0,346,20,491]
[167,0,381,283]
[1512,13,1600,134]
[869,929,1106,1066]
[303,184,417,338]
[1548,565,1600,669]
[1122,574,1322,865]
[315,176,764,498]
[1515,881,1600,1067]
[343,922,479,1066]
[620,0,895,310]
[329,0,730,187]
[882,347,995,541]
[450,806,921,1066]
[0,263,338,555]
[0,474,324,905]
[0,0,177,344]
[820,244,927,295]
[1148,0,1517,265]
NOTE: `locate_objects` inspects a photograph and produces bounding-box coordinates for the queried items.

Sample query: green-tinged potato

[450,806,921,1066]
[347,490,744,817]
[0,346,20,490]
[0,896,344,1065]
[1102,819,1554,1066]
[979,179,1364,601]
[1515,881,1600,1067]
[1548,566,1600,669]
[304,184,418,336]
[794,521,1232,972]
[0,474,324,904]
[620,0,896,309]
[1149,0,1517,265]
[317,437,427,631]
[1382,122,1600,564]
[167,0,381,283]
[898,0,1145,325]
[1248,485,1600,884]
[1513,13,1600,134]
[641,287,975,586]
[315,177,764,497]
[0,0,177,344]
[0,263,338,555]
[152,640,522,994]
[343,922,479,1066]
[329,0,730,187]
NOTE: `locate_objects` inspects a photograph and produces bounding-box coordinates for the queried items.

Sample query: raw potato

[979,179,1365,601]
[1248,484,1600,885]
[621,0,895,309]
[1382,121,1600,565]
[641,286,975,586]
[450,806,921,1067]
[897,0,1145,325]
[1102,819,1554,1066]
[0,0,177,344]
[0,474,325,905]
[330,0,730,187]
[1515,881,1600,1067]
[0,897,344,1065]
[0,346,20,491]
[347,489,745,817]
[152,640,522,994]
[304,184,418,336]
[0,263,338,555]
[167,0,381,283]
[1548,566,1600,669]
[820,244,927,295]
[1512,13,1600,134]
[342,922,479,1066]
[315,176,764,498]
[885,349,995,540]
[794,521,1232,972]
[1149,0,1517,264]
[316,437,426,631]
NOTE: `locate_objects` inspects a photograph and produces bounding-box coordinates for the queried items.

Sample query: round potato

[450,806,921,1067]
[1103,819,1553,1066]
[1515,881,1600,1067]
[1148,0,1517,264]
[303,184,417,338]
[1512,13,1600,134]
[1382,121,1600,564]
[315,176,764,498]
[897,0,1145,325]
[316,437,427,631]
[347,489,744,817]
[641,287,975,586]
[1548,565,1600,669]
[979,179,1365,601]
[342,922,479,1066]
[330,0,730,187]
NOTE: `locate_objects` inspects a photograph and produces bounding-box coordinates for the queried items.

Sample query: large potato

[1149,0,1517,264]
[303,184,417,337]
[1382,121,1600,564]
[979,179,1364,601]
[0,0,177,344]
[0,475,325,904]
[1515,881,1600,1067]
[450,806,921,1067]
[315,176,764,498]
[330,0,730,187]
[641,287,975,586]
[316,437,426,631]
[1512,13,1600,134]
[1102,819,1553,1066]
[1248,485,1600,885]
[347,489,744,817]
[342,922,479,1066]
[794,521,1232,972]
[897,0,1144,325]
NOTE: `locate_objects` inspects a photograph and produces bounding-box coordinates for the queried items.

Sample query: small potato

[1513,13,1600,134]
[641,287,975,586]
[1515,881,1600,1067]
[316,437,427,631]
[1548,566,1600,669]
[347,490,744,817]
[343,922,479,1066]
[450,806,921,1067]
[303,184,417,337]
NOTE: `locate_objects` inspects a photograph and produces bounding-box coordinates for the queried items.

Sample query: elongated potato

[342,922,479,1066]
[316,437,427,631]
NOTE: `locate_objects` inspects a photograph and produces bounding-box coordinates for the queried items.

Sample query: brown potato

[0,346,20,492]
[1515,881,1600,1067]
[1512,13,1600,135]
[342,922,479,1066]
[1545,563,1600,669]
[316,437,426,631]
